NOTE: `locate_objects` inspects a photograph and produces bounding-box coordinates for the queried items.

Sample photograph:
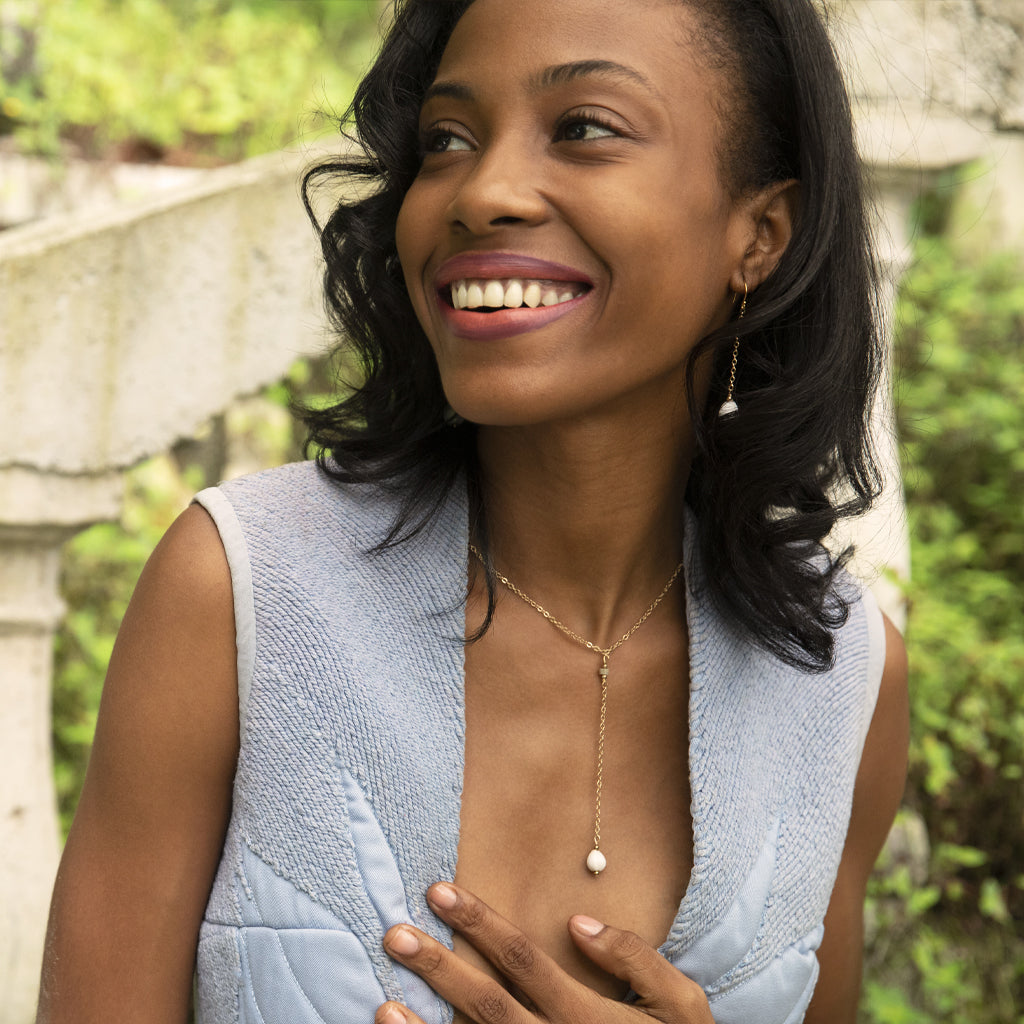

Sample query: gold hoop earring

[718,281,747,418]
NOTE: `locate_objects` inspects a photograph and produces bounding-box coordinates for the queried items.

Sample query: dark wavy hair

[301,0,882,672]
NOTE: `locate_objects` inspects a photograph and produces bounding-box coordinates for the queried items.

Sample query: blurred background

[0,1,1021,1022]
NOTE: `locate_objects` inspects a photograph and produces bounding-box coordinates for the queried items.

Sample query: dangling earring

[718,281,747,418]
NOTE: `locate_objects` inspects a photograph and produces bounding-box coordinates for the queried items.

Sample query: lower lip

[438,292,590,341]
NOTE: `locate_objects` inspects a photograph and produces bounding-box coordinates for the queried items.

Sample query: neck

[474,412,693,644]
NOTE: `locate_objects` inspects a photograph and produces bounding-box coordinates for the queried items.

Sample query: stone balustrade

[0,147,331,1023]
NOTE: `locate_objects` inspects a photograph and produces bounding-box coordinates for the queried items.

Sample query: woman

[37,1,908,1022]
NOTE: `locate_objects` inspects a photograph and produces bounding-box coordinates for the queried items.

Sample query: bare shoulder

[116,501,236,666]
[851,615,910,865]
[87,502,239,776]
[806,613,909,1024]
[38,503,240,1023]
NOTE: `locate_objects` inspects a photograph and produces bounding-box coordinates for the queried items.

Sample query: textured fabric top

[192,460,885,1024]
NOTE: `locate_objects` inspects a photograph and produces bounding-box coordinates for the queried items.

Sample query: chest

[453,600,693,1001]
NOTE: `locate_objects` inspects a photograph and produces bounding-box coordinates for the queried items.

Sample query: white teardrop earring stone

[718,399,738,417]
[586,849,607,874]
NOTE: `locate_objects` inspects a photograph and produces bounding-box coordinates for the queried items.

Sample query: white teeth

[448,277,585,310]
[483,280,505,307]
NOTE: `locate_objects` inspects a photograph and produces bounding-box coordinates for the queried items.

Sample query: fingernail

[571,914,605,937]
[428,882,457,909]
[387,926,420,956]
[379,1004,406,1024]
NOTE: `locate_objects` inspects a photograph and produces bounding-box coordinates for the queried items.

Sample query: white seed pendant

[718,398,738,417]
[586,848,607,875]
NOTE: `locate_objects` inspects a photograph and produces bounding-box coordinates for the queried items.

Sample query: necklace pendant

[467,544,684,886]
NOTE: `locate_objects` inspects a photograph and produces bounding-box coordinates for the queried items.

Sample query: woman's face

[395,0,751,428]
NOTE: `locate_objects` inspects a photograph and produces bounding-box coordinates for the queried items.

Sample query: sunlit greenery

[857,235,1024,1023]
[0,0,381,159]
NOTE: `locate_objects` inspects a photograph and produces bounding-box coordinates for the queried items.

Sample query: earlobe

[733,179,799,292]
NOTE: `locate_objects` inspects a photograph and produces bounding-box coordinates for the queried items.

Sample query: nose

[445,139,549,235]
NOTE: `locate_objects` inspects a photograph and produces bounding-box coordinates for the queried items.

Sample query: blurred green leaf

[2,0,380,159]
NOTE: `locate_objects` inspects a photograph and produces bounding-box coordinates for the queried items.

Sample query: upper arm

[804,613,909,1024]
[38,503,240,1024]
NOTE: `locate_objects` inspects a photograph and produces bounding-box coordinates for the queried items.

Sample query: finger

[569,916,713,1021]
[376,1002,425,1024]
[383,923,535,1024]
[425,882,587,1016]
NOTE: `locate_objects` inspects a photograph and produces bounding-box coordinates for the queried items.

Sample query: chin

[443,383,569,429]
[447,399,546,428]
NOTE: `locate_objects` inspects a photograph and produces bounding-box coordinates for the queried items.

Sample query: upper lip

[434,251,595,289]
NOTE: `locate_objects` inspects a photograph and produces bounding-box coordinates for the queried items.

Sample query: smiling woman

[37,2,907,1024]
[397,7,745,433]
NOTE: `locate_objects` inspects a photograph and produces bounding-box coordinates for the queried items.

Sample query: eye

[555,111,620,143]
[421,126,473,155]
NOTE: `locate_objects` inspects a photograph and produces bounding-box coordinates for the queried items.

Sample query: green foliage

[896,239,1024,902]
[863,838,1023,1023]
[1,0,380,159]
[859,236,1024,1021]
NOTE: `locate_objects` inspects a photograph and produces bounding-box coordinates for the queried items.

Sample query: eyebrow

[531,59,657,95]
[422,59,659,106]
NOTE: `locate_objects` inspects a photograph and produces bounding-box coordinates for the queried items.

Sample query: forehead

[433,0,710,105]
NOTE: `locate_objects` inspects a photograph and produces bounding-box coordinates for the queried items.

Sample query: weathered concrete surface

[0,148,331,475]
[838,0,1024,249]
[0,150,205,231]
[837,0,1024,132]
[951,131,1024,254]
[0,468,124,1024]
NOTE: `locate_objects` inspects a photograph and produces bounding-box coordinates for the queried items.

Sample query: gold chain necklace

[469,544,685,875]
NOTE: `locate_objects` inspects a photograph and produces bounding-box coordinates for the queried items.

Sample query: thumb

[568,915,713,1021]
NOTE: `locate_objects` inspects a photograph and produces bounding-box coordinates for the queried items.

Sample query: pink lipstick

[435,252,595,287]
[434,252,594,341]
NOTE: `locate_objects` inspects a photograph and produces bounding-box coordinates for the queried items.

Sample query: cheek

[395,187,450,370]
[394,192,421,297]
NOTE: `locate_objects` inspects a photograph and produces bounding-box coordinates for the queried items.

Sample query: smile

[448,278,589,311]
[432,252,595,340]
[436,286,591,341]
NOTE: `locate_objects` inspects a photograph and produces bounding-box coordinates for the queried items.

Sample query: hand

[377,882,715,1024]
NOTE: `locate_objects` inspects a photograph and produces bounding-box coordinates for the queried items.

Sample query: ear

[729,180,799,294]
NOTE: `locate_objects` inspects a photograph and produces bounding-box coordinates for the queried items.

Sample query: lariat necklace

[469,544,685,875]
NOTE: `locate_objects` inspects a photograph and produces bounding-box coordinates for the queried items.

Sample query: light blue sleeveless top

[193,460,884,1024]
